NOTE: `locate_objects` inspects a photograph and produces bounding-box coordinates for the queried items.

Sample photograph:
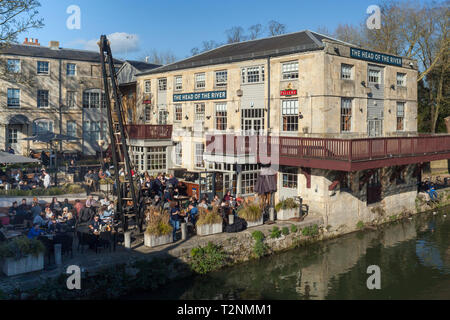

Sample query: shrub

[275,198,299,212]
[145,213,173,237]
[302,224,319,237]
[190,242,227,274]
[251,230,265,242]
[99,178,114,185]
[282,226,289,236]
[196,207,223,226]
[251,230,268,258]
[0,236,46,260]
[270,226,281,239]
[356,221,365,229]
[238,203,263,222]
[290,224,298,233]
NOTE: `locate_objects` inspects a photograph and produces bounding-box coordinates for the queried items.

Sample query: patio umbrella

[22,132,80,143]
[0,151,40,164]
[254,166,277,194]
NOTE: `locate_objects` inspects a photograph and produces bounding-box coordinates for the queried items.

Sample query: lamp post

[98,139,105,168]
[52,140,59,186]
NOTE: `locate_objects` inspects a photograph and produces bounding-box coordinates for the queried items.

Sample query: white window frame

[281,100,299,132]
[37,90,49,108]
[33,119,54,135]
[175,142,182,166]
[158,78,167,91]
[67,121,77,137]
[195,73,206,89]
[241,65,265,84]
[8,128,18,144]
[215,103,227,131]
[341,64,353,80]
[240,164,260,195]
[158,106,168,125]
[396,102,405,131]
[174,76,182,91]
[215,70,227,87]
[144,80,151,93]
[174,104,182,122]
[145,106,151,122]
[83,89,106,109]
[67,63,76,76]
[146,147,167,172]
[37,61,49,75]
[66,91,76,108]
[195,103,205,121]
[368,69,380,84]
[7,88,20,108]
[7,59,21,73]
[397,73,406,87]
[195,143,205,168]
[282,61,299,80]
[341,98,352,132]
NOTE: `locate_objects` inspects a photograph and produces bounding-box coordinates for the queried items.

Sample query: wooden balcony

[125,125,172,140]
[205,134,450,171]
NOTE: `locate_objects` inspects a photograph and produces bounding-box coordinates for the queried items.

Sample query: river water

[138,207,450,300]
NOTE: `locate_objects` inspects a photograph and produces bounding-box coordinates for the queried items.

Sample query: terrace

[205,134,450,171]
[125,125,172,140]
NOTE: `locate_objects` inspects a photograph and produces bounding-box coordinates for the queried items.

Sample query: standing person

[43,171,51,189]
[7,146,14,154]
[30,201,42,219]
[27,223,44,239]
[74,199,84,220]
[169,201,181,241]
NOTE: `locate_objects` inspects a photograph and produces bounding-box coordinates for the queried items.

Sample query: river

[135,207,450,300]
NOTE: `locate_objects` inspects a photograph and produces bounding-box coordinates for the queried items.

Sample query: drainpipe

[267,56,271,132]
[58,58,62,152]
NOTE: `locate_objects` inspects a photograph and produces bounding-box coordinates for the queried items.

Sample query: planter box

[196,223,223,236]
[1,253,44,276]
[144,233,173,248]
[246,216,264,228]
[99,184,110,192]
[277,208,299,220]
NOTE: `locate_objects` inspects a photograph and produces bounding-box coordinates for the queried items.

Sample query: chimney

[145,56,149,63]
[49,41,60,50]
[23,37,40,46]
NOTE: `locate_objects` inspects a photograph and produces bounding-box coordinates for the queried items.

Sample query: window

[215,70,227,87]
[341,98,352,132]
[368,69,380,84]
[282,61,299,80]
[215,103,227,131]
[7,59,20,73]
[67,63,76,76]
[195,103,205,121]
[158,106,168,125]
[66,91,76,108]
[174,76,182,91]
[341,64,353,79]
[282,168,298,189]
[8,129,17,144]
[37,90,49,108]
[144,80,151,93]
[158,78,167,91]
[174,104,182,122]
[281,100,299,131]
[396,102,405,131]
[175,142,182,166]
[240,164,259,195]
[90,65,100,77]
[37,61,49,74]
[83,121,101,141]
[146,147,166,171]
[145,106,151,121]
[33,119,53,134]
[195,143,205,168]
[241,66,264,83]
[83,90,106,108]
[67,121,77,137]
[397,73,406,86]
[7,88,20,108]
[195,73,206,89]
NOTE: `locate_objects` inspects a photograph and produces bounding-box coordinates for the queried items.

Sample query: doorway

[367,169,382,204]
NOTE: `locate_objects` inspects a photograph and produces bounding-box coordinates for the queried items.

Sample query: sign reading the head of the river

[350,47,402,67]
[173,91,227,102]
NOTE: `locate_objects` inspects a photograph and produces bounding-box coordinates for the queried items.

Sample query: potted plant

[144,212,173,248]
[0,236,45,276]
[238,202,263,228]
[275,198,299,220]
[196,207,223,236]
[99,177,114,192]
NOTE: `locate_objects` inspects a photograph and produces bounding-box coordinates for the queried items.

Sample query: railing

[125,125,172,140]
[205,134,450,169]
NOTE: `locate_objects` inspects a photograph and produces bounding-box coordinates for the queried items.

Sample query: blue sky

[28,0,423,61]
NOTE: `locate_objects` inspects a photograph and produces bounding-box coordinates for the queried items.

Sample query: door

[7,125,21,154]
[223,172,237,195]
[241,108,265,135]
[367,170,382,204]
[368,120,382,137]
[199,172,215,202]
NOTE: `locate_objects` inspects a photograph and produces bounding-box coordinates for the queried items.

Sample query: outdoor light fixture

[206,116,211,120]
[361,81,366,87]
[391,84,396,90]
[334,47,340,55]
[185,115,189,120]
[298,113,304,119]
[409,62,414,67]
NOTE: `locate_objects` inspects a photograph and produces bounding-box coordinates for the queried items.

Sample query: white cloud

[75,32,140,55]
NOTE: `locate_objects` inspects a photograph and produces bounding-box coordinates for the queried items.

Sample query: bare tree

[333,23,367,47]
[226,26,246,43]
[315,26,332,37]
[267,20,286,36]
[140,49,177,65]
[248,24,263,40]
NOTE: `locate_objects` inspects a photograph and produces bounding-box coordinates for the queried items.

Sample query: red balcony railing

[125,125,172,140]
[205,134,450,171]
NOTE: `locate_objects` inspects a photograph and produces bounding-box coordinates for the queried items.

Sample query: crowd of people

[0,168,52,190]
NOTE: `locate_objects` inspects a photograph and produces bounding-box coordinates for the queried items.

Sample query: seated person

[198,198,208,210]
[50,197,62,217]
[89,215,105,235]
[27,223,44,239]
[33,211,48,228]
[44,206,54,220]
[98,169,107,180]
[19,181,32,191]
[187,204,199,225]
[62,199,74,211]
[30,201,42,219]
[100,196,111,207]
[99,205,114,224]
[47,217,64,233]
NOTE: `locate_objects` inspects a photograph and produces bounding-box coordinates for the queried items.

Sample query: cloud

[75,32,140,54]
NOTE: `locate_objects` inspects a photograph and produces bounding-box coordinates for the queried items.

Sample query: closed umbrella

[254,167,277,195]
[0,151,40,164]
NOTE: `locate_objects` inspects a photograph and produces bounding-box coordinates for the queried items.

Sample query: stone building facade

[0,39,122,156]
[131,30,448,228]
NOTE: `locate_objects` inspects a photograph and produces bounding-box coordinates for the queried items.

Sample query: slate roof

[126,60,161,72]
[0,43,123,64]
[138,30,350,75]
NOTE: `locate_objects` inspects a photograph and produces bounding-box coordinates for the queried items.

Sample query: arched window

[82,89,106,109]
[33,119,54,134]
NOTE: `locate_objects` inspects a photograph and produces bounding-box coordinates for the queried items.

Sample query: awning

[22,132,80,143]
[0,152,40,164]
[254,166,277,194]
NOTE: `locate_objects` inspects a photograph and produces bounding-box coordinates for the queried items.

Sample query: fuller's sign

[350,47,402,67]
[281,89,297,96]
[173,90,226,102]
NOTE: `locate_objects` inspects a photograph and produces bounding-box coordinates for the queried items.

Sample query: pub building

[128,30,450,229]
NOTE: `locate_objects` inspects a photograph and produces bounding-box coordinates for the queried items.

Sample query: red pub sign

[280,89,297,96]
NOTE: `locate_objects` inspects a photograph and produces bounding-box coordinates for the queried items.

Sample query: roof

[126,60,161,72]
[0,43,123,64]
[117,60,161,85]
[138,30,348,76]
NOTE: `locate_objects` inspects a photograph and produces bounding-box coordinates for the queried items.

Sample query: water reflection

[138,207,450,300]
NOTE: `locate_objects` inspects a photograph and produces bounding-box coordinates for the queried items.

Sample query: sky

[27,0,429,61]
